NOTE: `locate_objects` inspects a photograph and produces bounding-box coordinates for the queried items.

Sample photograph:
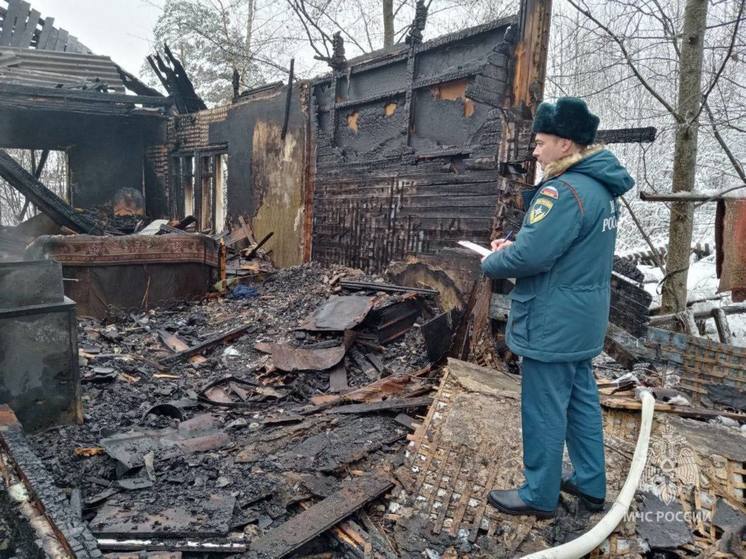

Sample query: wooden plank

[51,27,67,51]
[238,215,255,244]
[7,2,38,49]
[15,7,38,49]
[35,16,55,49]
[0,0,29,46]
[66,35,82,54]
[159,323,255,366]
[243,231,273,260]
[393,413,418,430]
[328,364,349,392]
[328,396,433,415]
[42,26,58,52]
[600,397,746,422]
[0,83,172,106]
[350,349,378,381]
[0,149,101,233]
[250,476,393,559]
[712,308,733,344]
[595,127,657,144]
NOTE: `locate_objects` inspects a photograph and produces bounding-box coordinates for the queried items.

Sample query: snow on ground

[639,254,746,347]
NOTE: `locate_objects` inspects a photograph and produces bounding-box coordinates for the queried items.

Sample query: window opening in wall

[200,155,214,232]
[172,155,195,219]
[215,154,228,232]
[172,151,226,233]
[182,156,195,217]
[0,149,68,226]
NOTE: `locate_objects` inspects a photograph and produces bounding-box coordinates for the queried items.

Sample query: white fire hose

[520,389,656,559]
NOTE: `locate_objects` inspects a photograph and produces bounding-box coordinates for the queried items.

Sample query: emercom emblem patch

[529,198,554,224]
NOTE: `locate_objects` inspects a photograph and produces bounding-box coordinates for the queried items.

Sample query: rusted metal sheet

[249,475,393,558]
[255,342,346,372]
[716,198,746,301]
[645,327,746,406]
[300,295,375,331]
[99,414,229,472]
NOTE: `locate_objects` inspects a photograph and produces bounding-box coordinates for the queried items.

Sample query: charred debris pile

[0,256,743,557]
[26,263,445,556]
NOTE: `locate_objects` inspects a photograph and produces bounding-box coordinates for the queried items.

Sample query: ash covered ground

[29,263,440,553]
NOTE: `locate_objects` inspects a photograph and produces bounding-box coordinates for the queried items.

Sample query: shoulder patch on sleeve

[539,185,559,199]
[529,197,554,224]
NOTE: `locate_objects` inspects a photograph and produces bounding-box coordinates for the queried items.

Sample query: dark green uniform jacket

[481,148,634,362]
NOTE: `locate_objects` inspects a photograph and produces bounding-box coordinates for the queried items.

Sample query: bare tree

[285,0,515,63]
[383,0,395,47]
[144,0,296,105]
[562,0,745,313]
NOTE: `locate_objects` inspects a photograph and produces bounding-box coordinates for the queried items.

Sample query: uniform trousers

[517,356,606,511]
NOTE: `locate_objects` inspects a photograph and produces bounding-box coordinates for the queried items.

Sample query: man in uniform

[480,97,634,517]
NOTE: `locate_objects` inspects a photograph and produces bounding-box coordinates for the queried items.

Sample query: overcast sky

[29,0,163,75]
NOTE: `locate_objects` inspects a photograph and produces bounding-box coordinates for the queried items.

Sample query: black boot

[487,489,555,519]
[560,470,605,511]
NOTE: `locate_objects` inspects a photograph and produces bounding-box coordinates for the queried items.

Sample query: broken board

[250,475,393,558]
[90,493,236,538]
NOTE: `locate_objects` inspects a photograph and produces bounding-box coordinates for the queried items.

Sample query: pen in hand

[489,230,514,253]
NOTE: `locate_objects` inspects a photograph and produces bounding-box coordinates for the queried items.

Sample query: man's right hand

[490,238,514,252]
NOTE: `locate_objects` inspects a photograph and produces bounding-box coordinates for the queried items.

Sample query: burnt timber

[0,149,102,233]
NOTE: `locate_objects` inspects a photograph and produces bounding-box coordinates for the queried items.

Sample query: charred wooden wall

[151,17,517,271]
[152,84,308,267]
[310,17,516,272]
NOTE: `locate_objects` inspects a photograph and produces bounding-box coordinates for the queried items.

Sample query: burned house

[1,0,745,558]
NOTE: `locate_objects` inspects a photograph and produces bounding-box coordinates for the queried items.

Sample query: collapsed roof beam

[0,82,173,106]
[0,149,102,234]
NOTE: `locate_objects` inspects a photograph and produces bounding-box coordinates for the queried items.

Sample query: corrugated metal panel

[0,46,124,91]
